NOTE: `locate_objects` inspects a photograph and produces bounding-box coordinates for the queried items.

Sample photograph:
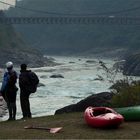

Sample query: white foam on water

[1,56,137,121]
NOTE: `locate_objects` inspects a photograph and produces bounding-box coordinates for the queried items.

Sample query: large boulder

[123,53,140,76]
[55,92,114,114]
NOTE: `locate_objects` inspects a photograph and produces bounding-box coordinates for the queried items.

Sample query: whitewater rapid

[1,56,125,121]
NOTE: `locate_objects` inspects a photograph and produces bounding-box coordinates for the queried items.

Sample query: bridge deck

[0,16,140,25]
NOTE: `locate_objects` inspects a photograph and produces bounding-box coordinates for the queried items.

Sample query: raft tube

[84,106,124,128]
[115,106,140,121]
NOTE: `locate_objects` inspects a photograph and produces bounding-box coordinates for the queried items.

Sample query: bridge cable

[0,0,140,16]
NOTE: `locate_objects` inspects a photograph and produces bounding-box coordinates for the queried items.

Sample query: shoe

[20,117,27,119]
[27,116,32,119]
[20,116,31,120]
[12,117,16,121]
[27,114,32,118]
[7,118,13,121]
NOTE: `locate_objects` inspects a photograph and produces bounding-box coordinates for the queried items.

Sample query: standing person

[19,64,39,119]
[0,62,18,121]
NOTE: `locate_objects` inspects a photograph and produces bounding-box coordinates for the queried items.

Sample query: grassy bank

[0,112,140,139]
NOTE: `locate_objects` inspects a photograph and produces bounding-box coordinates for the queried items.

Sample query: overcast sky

[0,0,16,10]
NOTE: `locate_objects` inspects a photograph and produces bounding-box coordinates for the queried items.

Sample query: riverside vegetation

[110,79,140,108]
[99,60,140,108]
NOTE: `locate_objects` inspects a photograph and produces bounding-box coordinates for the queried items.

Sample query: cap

[6,61,13,68]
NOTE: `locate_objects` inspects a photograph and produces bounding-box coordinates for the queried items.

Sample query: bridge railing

[0,16,140,25]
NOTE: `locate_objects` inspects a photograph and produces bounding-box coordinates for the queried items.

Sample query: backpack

[27,72,39,93]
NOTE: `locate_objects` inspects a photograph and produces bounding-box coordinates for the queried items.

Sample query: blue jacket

[1,72,10,93]
[1,70,18,93]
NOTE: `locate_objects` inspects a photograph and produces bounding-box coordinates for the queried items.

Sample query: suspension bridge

[0,16,140,25]
[0,1,140,25]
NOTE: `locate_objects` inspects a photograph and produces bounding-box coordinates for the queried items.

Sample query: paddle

[24,125,62,133]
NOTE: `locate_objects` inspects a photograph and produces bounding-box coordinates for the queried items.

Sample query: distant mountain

[0,11,48,68]
[6,0,140,57]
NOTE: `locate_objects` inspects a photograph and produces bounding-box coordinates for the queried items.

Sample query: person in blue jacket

[0,62,18,121]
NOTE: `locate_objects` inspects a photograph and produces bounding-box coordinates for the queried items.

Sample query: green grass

[0,112,140,139]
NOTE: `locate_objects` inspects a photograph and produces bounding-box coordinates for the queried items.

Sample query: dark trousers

[7,102,16,120]
[2,91,17,120]
[20,90,31,118]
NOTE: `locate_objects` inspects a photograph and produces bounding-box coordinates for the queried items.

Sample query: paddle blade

[50,127,62,133]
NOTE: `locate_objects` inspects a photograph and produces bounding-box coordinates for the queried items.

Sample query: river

[0,56,127,121]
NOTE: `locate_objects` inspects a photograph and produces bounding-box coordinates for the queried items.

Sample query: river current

[0,56,128,121]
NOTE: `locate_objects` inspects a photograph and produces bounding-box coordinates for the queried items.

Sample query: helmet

[6,61,13,68]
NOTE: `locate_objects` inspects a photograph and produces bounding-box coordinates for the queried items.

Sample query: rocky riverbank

[123,53,140,76]
[55,92,114,114]
[0,92,114,118]
[0,11,57,68]
[0,96,7,117]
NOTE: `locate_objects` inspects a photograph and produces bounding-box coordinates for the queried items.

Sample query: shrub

[110,80,140,107]
[110,79,130,93]
[99,60,140,107]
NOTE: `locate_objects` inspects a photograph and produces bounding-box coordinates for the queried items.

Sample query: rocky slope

[123,53,140,76]
[0,11,51,68]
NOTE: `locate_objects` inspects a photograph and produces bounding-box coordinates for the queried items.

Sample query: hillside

[6,0,140,57]
[0,11,49,68]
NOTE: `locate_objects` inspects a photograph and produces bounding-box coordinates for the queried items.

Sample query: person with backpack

[19,64,39,119]
[0,61,18,121]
